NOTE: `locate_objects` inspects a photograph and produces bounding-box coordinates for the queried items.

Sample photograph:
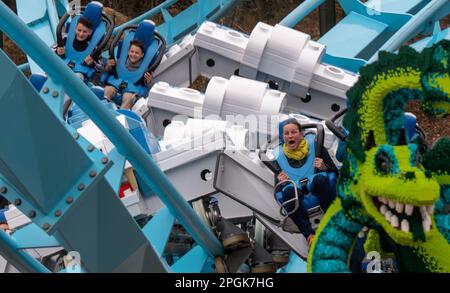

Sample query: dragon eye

[375,152,391,175]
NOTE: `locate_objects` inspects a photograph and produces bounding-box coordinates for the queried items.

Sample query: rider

[103,39,153,109]
[274,118,337,245]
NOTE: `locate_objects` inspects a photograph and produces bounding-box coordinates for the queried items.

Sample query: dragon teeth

[422,217,431,233]
[380,205,388,215]
[426,205,434,215]
[385,211,393,222]
[388,199,396,209]
[401,219,410,232]
[390,215,399,228]
[395,202,404,214]
[420,206,427,217]
[420,206,432,221]
[378,197,388,204]
[405,204,414,216]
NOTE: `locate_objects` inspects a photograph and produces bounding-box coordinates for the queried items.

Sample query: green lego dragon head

[341,40,450,246]
[357,144,440,246]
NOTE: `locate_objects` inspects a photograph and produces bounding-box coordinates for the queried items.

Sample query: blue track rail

[280,0,449,72]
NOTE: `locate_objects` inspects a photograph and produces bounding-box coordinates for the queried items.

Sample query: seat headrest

[403,112,417,140]
[134,20,155,51]
[82,1,103,30]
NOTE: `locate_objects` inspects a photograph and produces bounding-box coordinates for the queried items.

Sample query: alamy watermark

[162,107,284,155]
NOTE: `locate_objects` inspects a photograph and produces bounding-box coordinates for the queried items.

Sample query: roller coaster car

[101,20,166,105]
[56,1,114,80]
[260,121,337,232]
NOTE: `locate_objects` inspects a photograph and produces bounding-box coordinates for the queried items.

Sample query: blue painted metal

[0,42,168,272]
[142,207,175,257]
[364,0,429,14]
[170,244,213,273]
[16,0,61,74]
[280,1,445,72]
[0,230,50,273]
[45,0,59,40]
[55,0,69,17]
[18,62,30,72]
[280,0,326,28]
[319,11,388,66]
[0,1,223,258]
[104,148,127,194]
[38,77,65,119]
[367,0,450,63]
[11,224,60,249]
[277,251,307,273]
[410,27,450,52]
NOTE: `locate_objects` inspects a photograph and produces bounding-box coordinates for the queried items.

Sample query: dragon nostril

[404,171,416,180]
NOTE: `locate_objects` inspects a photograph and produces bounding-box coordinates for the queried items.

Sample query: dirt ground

[2,0,449,143]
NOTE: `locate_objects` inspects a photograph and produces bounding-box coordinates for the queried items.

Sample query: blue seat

[0,208,7,223]
[404,112,417,140]
[103,20,166,102]
[57,1,113,80]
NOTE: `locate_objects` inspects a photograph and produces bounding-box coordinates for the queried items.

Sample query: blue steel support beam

[45,0,59,40]
[209,0,240,22]
[113,0,179,35]
[368,0,449,63]
[279,0,326,28]
[0,230,50,273]
[0,2,224,258]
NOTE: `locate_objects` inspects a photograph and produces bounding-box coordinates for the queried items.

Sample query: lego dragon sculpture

[307,40,450,273]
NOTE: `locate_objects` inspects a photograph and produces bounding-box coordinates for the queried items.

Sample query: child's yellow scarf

[283,139,308,161]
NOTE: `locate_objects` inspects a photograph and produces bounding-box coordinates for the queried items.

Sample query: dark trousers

[282,175,336,239]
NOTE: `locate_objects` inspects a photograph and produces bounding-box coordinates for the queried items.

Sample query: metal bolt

[0,186,7,194]
[73,132,80,140]
[55,210,62,217]
[66,197,74,204]
[101,157,109,164]
[14,198,22,206]
[89,171,97,178]
[42,223,51,230]
[87,144,95,152]
[42,87,49,94]
[52,91,59,98]
[78,183,85,191]
[28,211,36,218]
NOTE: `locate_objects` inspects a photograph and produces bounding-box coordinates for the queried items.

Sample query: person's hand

[0,223,10,232]
[314,157,326,171]
[307,234,315,246]
[56,46,65,56]
[277,172,289,183]
[144,71,153,84]
[84,55,94,66]
[107,58,116,67]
